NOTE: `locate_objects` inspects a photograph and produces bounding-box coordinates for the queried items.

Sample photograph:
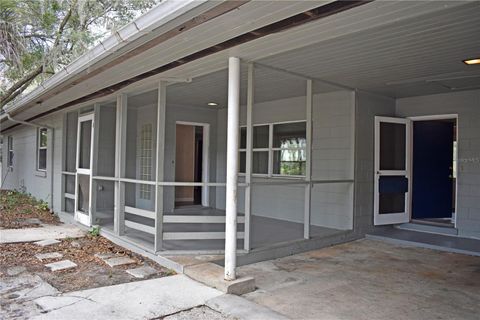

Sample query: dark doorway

[411,119,456,226]
[193,126,203,205]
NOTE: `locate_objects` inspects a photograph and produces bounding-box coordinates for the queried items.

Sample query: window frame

[239,120,307,178]
[36,128,48,172]
[7,136,14,168]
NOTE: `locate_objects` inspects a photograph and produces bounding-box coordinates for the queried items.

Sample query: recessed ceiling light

[463,58,480,65]
[207,102,218,106]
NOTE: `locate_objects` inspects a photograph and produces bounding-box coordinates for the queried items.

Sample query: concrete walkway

[0,225,84,243]
[29,275,286,320]
[239,238,480,320]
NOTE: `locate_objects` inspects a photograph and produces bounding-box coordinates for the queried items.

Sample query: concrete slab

[0,273,60,319]
[45,260,77,271]
[34,239,61,246]
[164,306,234,320]
[238,239,480,320]
[184,262,255,295]
[126,266,157,278]
[33,275,223,320]
[207,294,289,320]
[0,225,84,244]
[35,252,63,261]
[103,256,136,267]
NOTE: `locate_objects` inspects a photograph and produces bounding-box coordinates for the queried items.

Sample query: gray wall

[1,113,64,213]
[216,91,355,230]
[354,91,396,233]
[396,89,480,239]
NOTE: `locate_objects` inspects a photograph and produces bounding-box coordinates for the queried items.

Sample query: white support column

[91,104,101,224]
[155,81,167,252]
[225,57,241,280]
[114,94,127,236]
[304,79,313,239]
[244,63,254,252]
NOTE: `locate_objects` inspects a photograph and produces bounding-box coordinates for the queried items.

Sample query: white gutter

[7,113,55,212]
[3,0,208,114]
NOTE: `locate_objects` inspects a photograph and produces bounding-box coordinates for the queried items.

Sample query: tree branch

[0,0,77,108]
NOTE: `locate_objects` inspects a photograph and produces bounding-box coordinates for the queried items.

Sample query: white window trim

[239,120,307,178]
[36,128,48,172]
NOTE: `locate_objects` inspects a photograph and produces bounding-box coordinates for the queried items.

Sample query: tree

[0,0,159,108]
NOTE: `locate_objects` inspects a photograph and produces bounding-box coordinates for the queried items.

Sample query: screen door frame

[374,116,411,225]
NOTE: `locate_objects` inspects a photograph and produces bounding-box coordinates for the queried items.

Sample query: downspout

[6,113,55,213]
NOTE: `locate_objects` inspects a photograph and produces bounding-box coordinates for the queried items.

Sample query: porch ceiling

[166,0,480,107]
[2,1,480,129]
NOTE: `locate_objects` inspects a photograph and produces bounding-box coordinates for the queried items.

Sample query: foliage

[0,0,160,107]
[89,225,101,236]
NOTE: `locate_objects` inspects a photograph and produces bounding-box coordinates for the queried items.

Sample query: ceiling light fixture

[207,102,218,106]
[463,58,480,65]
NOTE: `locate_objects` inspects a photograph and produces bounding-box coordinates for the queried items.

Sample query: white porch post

[304,80,313,239]
[225,56,241,280]
[114,94,127,236]
[155,81,167,252]
[244,62,254,252]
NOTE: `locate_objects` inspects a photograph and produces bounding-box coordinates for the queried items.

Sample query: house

[1,0,479,280]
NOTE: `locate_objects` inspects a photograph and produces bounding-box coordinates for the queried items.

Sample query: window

[37,128,48,171]
[239,121,306,177]
[7,136,14,168]
[139,123,153,200]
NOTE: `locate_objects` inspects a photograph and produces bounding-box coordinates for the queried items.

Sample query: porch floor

[96,207,345,252]
[238,238,480,320]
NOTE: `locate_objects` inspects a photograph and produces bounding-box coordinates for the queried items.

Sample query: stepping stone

[34,239,60,247]
[126,266,157,279]
[25,218,42,225]
[45,260,77,272]
[7,266,26,276]
[35,252,63,261]
[94,253,115,260]
[103,256,136,267]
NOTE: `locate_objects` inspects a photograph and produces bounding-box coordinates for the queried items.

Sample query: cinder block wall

[353,91,396,234]
[1,113,63,212]
[396,89,480,239]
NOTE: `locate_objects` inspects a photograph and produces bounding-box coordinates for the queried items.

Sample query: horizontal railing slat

[124,206,155,220]
[125,220,155,235]
[163,232,245,240]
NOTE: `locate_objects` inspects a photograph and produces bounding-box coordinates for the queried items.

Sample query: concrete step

[367,228,480,257]
[396,222,458,236]
[184,262,255,295]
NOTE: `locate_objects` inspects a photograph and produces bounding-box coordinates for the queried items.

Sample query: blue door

[412,120,454,219]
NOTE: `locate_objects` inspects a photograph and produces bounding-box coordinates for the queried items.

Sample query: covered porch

[60,60,355,259]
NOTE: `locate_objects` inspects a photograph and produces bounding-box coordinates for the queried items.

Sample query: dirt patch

[0,190,61,229]
[0,235,174,292]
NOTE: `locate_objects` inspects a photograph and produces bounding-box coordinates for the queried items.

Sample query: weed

[89,225,101,237]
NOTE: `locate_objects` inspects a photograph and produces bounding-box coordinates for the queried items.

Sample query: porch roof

[2,0,479,132]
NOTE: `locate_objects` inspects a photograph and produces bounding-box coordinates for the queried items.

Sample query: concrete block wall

[396,89,480,239]
[353,91,396,233]
[1,112,64,213]
[217,91,355,230]
[311,91,355,230]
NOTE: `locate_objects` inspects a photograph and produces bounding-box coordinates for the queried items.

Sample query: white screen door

[75,113,94,226]
[374,116,411,225]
